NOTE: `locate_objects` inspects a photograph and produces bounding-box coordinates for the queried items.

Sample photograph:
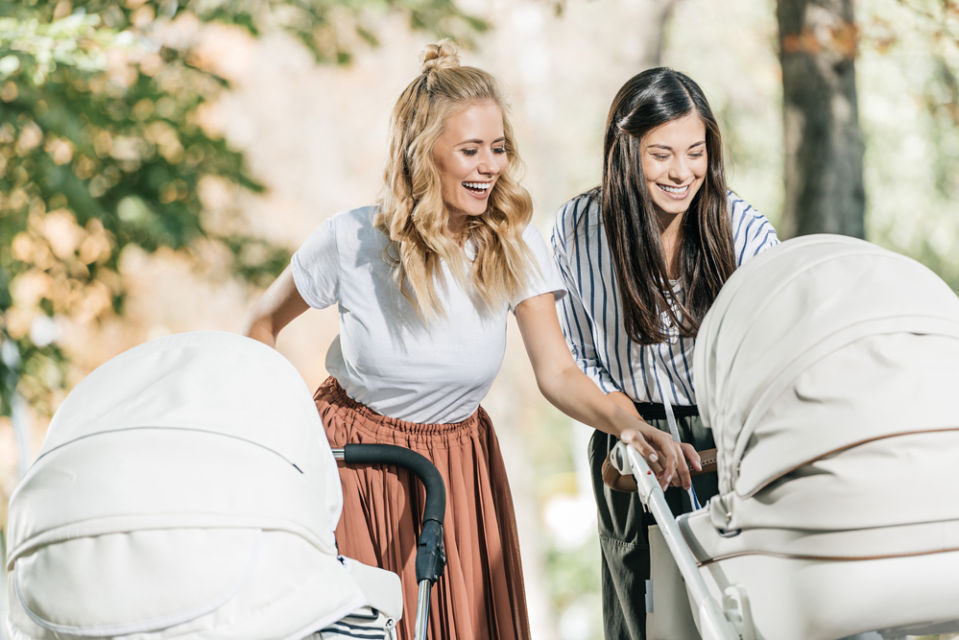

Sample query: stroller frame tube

[616,443,742,640]
[414,581,431,640]
[333,444,447,640]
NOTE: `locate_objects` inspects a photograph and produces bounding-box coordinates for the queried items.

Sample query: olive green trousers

[588,410,718,640]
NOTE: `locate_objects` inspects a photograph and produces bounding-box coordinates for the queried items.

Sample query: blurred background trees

[0,0,484,426]
[2,1,958,637]
[778,0,865,238]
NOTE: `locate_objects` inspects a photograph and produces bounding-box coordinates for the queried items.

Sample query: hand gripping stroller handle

[341,443,447,584]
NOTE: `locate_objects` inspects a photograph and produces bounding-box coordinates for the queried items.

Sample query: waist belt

[634,402,700,421]
[696,447,717,475]
[630,402,715,477]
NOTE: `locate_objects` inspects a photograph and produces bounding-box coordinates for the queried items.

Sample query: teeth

[463,182,491,190]
[659,184,688,194]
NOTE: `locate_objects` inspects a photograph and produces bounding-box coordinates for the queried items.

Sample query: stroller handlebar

[337,444,447,585]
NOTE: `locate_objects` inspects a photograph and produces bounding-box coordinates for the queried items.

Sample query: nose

[667,156,692,182]
[477,149,499,176]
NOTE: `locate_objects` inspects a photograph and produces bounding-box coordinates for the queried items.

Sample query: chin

[462,206,488,217]
[654,202,688,216]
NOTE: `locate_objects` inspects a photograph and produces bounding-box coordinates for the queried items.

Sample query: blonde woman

[245,42,698,639]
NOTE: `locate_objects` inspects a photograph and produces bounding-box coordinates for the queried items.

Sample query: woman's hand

[619,423,701,490]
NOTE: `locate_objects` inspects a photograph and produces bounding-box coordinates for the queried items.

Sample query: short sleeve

[510,224,567,310]
[290,217,340,310]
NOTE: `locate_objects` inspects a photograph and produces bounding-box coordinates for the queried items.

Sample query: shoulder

[332,204,379,232]
[326,204,383,246]
[520,222,550,255]
[725,191,780,264]
[296,205,382,264]
[551,189,601,249]
[726,191,776,232]
[726,191,758,222]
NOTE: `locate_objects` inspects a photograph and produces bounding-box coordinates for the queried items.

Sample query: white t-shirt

[292,205,565,424]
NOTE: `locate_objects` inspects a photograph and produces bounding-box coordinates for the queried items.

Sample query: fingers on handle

[623,430,663,476]
[658,435,679,490]
[674,442,693,490]
[681,442,702,473]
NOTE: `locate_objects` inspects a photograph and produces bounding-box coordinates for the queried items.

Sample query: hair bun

[420,39,460,73]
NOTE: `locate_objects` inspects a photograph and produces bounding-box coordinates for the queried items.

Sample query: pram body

[4,331,418,639]
[618,235,959,639]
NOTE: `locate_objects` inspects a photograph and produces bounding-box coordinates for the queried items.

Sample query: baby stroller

[611,234,959,639]
[4,331,446,640]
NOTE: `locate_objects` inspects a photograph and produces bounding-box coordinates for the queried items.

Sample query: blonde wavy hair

[375,39,536,320]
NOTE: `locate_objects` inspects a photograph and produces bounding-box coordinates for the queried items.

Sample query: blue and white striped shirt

[550,191,779,406]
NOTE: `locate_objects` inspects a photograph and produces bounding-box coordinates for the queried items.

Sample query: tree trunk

[777,0,865,238]
[637,0,678,68]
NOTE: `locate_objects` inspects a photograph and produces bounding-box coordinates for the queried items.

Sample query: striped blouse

[550,190,780,406]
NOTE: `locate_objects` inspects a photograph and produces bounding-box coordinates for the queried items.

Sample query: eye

[652,153,669,161]
[689,151,705,159]
[461,148,478,156]
[493,146,507,155]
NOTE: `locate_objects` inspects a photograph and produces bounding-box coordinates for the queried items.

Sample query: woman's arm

[549,217,621,393]
[243,266,310,347]
[515,293,700,489]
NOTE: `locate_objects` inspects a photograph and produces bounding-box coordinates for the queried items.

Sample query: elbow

[243,310,278,347]
[534,370,568,410]
[535,378,554,405]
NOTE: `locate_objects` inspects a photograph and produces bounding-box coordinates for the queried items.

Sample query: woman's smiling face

[640,111,707,220]
[432,99,508,236]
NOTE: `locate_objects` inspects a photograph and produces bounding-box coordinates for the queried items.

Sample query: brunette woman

[551,67,779,640]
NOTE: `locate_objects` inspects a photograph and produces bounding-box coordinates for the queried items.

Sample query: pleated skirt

[314,377,531,640]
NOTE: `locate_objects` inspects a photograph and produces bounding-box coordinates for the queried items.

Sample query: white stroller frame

[611,235,959,640]
[4,331,446,640]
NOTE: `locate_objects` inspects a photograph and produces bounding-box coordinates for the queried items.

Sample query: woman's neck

[446,216,468,246]
[657,210,685,280]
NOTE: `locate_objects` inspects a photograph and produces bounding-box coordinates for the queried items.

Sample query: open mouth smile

[657,183,691,199]
[463,181,493,198]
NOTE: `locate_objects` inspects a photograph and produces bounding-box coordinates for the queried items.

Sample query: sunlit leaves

[0,0,486,417]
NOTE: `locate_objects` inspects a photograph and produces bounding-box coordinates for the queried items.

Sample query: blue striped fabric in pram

[312,607,397,639]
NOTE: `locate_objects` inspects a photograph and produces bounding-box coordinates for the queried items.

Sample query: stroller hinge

[720,585,754,640]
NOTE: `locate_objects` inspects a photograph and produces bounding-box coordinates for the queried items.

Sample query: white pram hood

[694,234,959,532]
[639,236,959,640]
[6,331,400,639]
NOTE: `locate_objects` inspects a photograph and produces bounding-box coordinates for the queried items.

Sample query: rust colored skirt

[314,377,531,640]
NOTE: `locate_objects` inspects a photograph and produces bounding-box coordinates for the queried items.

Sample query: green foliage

[0,0,487,417]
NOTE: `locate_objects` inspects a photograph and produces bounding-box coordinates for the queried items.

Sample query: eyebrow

[647,140,706,151]
[458,136,507,145]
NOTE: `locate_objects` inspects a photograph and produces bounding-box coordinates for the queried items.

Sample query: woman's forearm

[242,267,309,347]
[537,366,652,439]
[243,314,278,347]
[514,293,695,487]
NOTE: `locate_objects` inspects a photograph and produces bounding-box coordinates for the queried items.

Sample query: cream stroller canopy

[695,233,959,531]
[630,235,959,640]
[610,235,959,640]
[5,331,400,639]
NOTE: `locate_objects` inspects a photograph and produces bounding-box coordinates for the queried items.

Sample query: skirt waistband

[316,376,486,438]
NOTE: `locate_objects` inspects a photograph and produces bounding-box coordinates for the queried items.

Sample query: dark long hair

[600,67,736,344]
